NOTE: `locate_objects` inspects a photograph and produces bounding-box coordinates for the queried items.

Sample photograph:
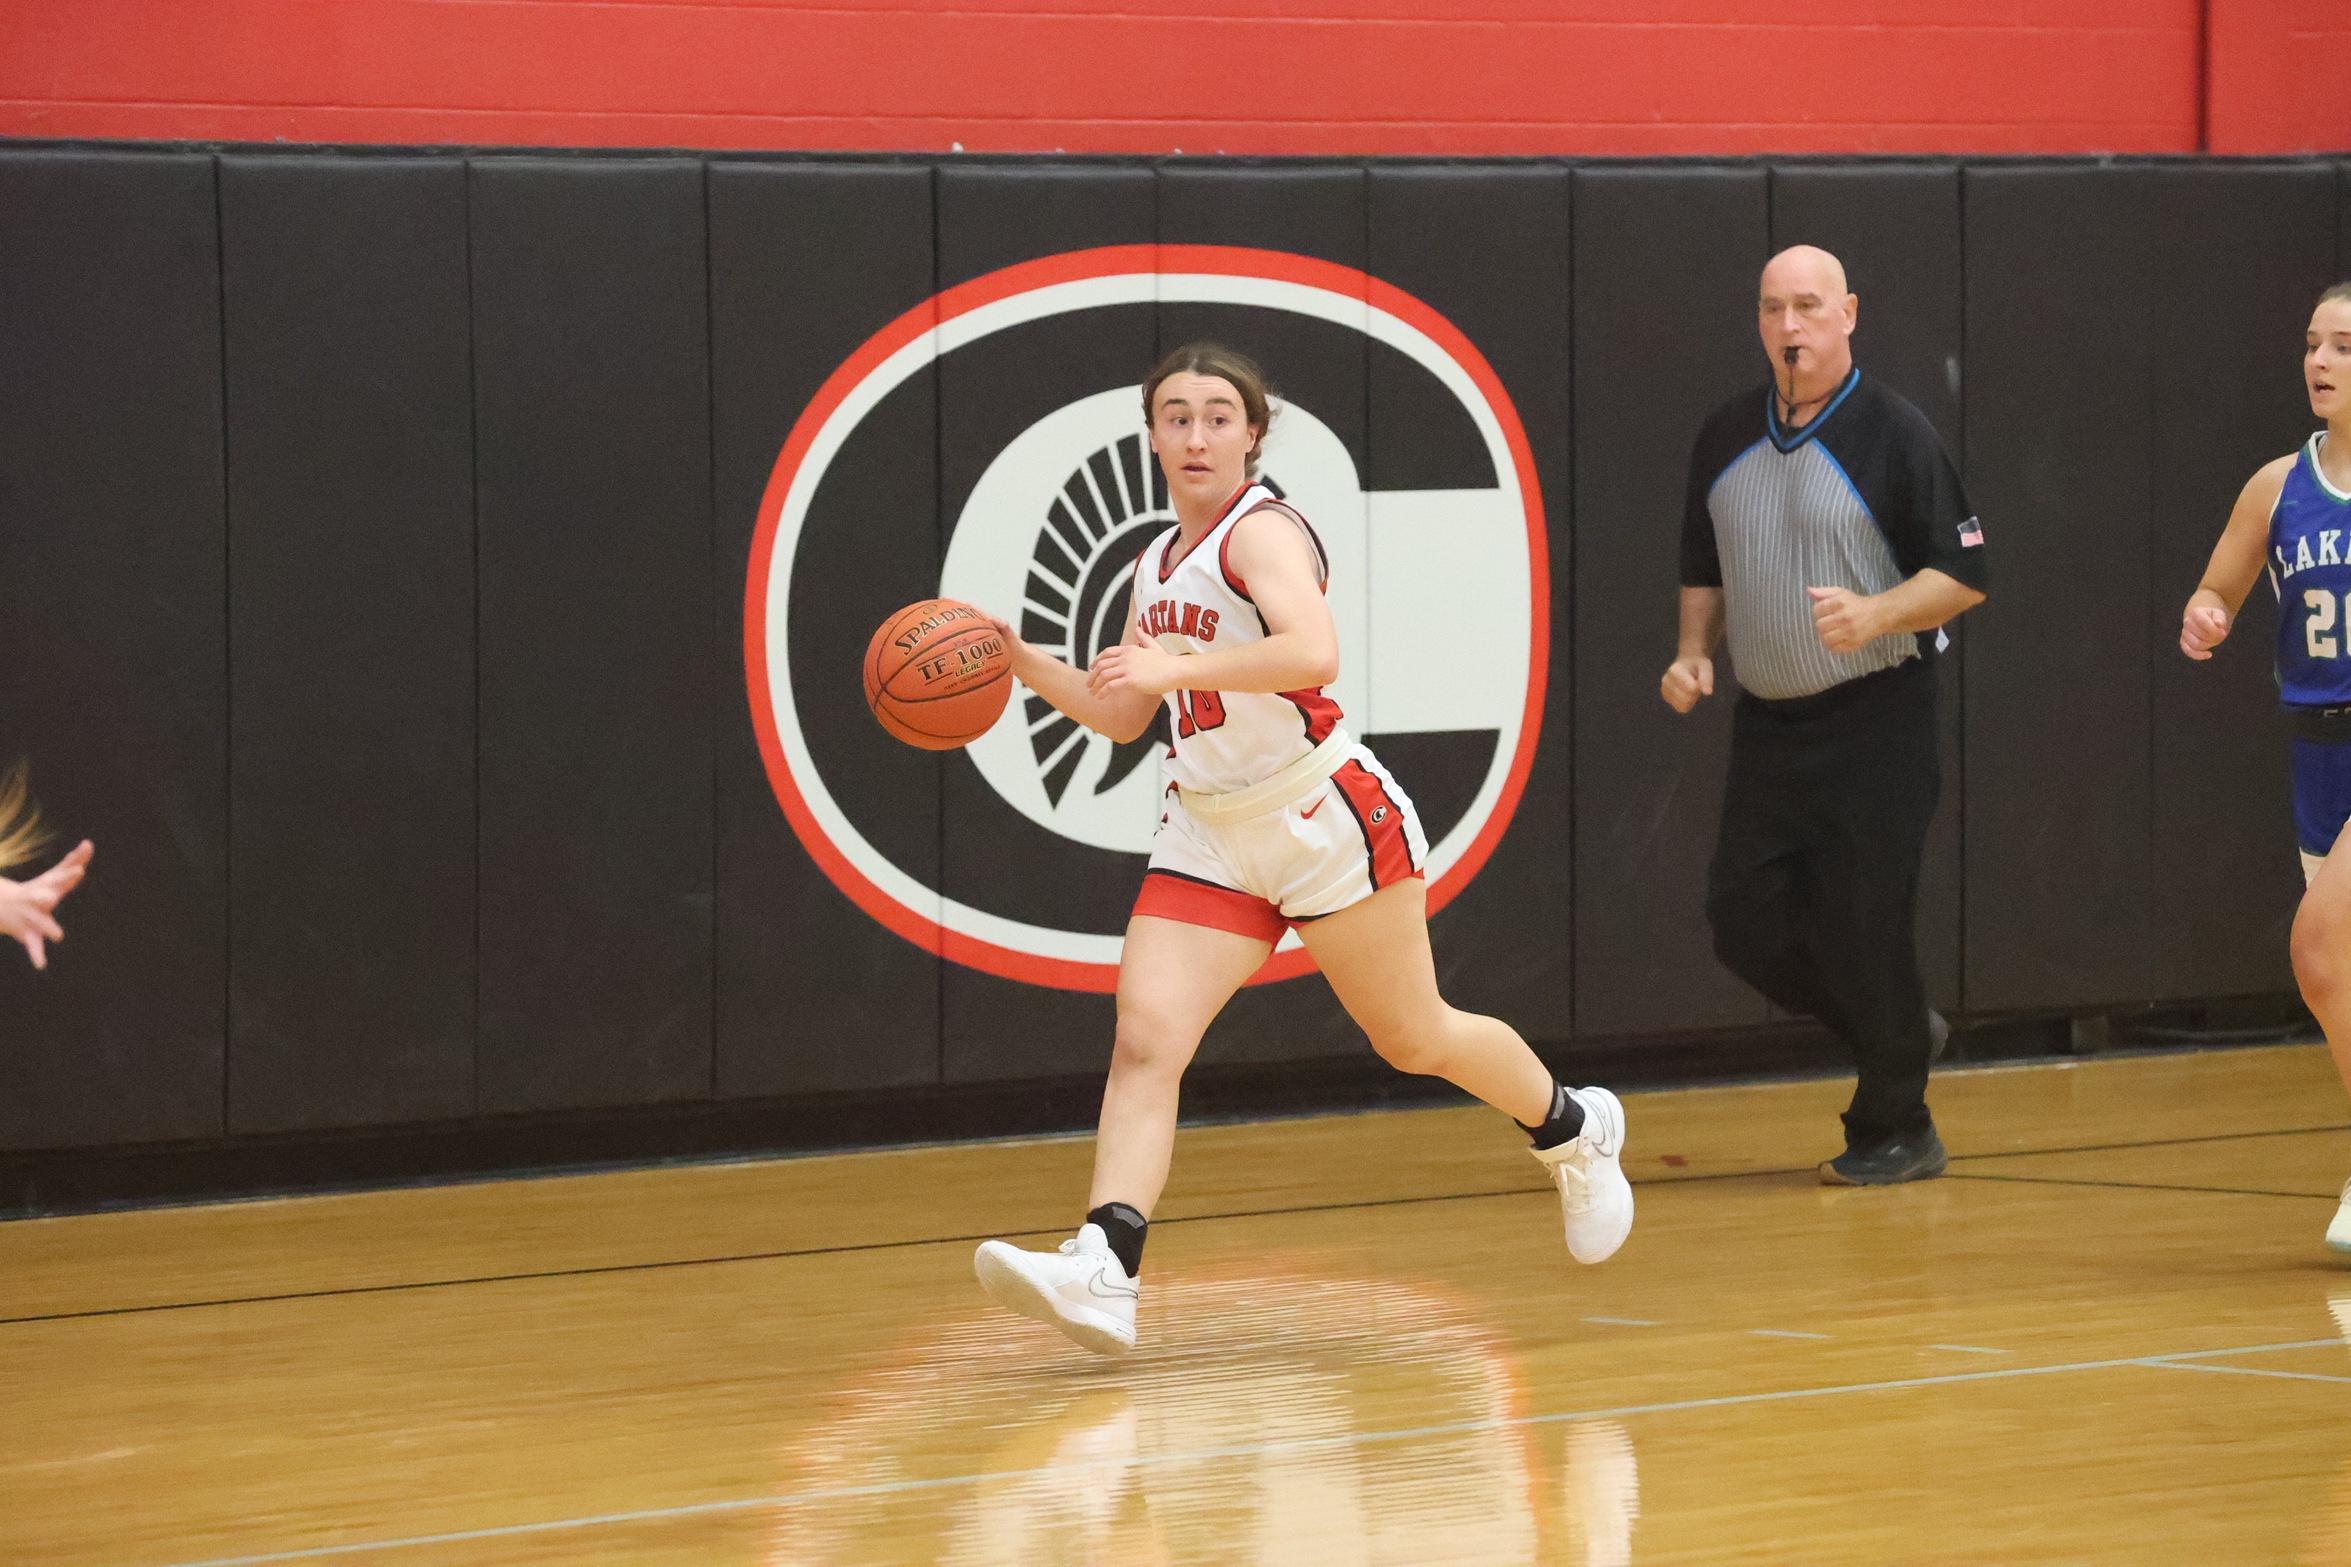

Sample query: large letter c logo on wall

[746,247,1549,992]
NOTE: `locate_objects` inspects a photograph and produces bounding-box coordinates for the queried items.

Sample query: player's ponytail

[0,759,51,874]
[1142,343,1278,476]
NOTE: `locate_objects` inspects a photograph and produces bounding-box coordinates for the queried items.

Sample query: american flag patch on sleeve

[1958,517,1985,547]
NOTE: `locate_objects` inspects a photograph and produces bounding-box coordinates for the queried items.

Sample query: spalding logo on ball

[862,599,1012,750]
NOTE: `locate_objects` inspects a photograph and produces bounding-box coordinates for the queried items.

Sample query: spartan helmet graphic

[1014,432,1287,808]
[1015,431,1171,807]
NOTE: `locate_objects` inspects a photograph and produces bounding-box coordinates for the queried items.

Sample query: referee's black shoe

[1819,1124,1947,1186]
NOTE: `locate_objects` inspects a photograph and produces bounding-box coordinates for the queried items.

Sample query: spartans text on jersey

[1140,599,1221,642]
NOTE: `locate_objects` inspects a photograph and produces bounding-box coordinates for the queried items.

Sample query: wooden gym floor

[7,1042,2351,1565]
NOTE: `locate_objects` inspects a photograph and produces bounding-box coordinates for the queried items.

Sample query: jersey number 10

[2308,589,2348,659]
[1174,689,1228,738]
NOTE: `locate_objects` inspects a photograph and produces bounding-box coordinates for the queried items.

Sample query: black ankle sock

[1521,1082,1587,1150]
[1086,1202,1148,1278]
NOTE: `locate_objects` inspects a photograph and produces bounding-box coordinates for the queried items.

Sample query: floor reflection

[768,1263,1639,1565]
[1561,1419,1640,1567]
[2298,1285,2351,1564]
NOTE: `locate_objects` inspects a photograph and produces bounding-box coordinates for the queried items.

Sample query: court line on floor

[2148,1359,2351,1385]
[0,1185,1560,1326]
[145,1336,2347,1567]
[12,1123,2346,1328]
[1945,1171,2337,1201]
[1944,1122,2350,1162]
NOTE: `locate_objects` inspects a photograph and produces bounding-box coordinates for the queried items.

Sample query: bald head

[1761,245,1849,299]
[1758,245,1858,414]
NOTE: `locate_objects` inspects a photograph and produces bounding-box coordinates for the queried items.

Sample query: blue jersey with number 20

[2271,434,2351,708]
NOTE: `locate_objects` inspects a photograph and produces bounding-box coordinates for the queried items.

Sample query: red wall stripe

[2206,0,2351,156]
[0,0,2260,157]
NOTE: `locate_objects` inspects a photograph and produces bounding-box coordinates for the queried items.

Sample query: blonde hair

[0,760,51,874]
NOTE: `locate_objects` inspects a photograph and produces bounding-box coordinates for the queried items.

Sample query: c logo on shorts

[745,247,1549,991]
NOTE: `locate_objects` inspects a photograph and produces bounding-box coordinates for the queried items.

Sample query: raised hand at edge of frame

[2181,603,2232,661]
[0,838,94,971]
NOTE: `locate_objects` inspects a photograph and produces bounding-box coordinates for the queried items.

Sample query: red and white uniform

[1130,482,1427,941]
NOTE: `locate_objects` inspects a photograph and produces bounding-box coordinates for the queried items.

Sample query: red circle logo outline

[744,245,1550,993]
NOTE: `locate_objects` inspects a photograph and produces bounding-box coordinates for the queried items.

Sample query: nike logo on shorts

[1301,798,1325,820]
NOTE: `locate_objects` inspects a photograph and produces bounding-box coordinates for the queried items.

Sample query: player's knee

[1368,1030,1445,1077]
[1110,1007,1193,1078]
[2293,895,2351,1006]
[1363,1008,1455,1077]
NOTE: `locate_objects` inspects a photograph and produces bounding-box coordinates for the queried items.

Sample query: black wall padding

[1962,167,2156,1013]
[1768,166,1963,439]
[708,163,946,1098]
[469,159,715,1112]
[6,149,2347,1178]
[2146,165,2338,1000]
[219,155,477,1133]
[1768,164,1965,1012]
[0,151,228,1149]
[1158,165,1371,480]
[936,166,1157,1083]
[940,162,1155,289]
[1571,166,1772,1036]
[1366,164,1574,1042]
[1154,165,1377,1068]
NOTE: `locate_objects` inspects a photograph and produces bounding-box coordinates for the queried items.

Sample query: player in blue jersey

[2181,281,2351,1250]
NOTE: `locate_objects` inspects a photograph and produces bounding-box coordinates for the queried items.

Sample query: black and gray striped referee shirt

[1680,369,1988,701]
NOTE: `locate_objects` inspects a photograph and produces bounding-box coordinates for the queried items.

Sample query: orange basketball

[863,598,1013,750]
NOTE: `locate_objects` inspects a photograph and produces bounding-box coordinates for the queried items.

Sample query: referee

[1663,245,1989,1185]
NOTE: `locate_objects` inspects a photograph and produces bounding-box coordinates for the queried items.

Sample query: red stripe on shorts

[1133,870,1288,942]
[1330,761,1418,890]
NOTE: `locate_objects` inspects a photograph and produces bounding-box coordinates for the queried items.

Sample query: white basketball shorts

[1133,744,1428,942]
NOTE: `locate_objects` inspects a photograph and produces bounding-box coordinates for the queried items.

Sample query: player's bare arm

[1662,586,1725,713]
[1088,507,1338,700]
[1808,567,1985,657]
[983,611,1161,744]
[2182,455,2294,660]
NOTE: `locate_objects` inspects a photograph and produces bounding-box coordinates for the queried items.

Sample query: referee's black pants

[1706,656,1940,1151]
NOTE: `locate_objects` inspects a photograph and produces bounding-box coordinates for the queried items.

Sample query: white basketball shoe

[1533,1087,1634,1264]
[974,1223,1139,1356]
[2328,1178,2351,1254]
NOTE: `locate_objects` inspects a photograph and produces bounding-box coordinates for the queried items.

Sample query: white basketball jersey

[1130,481,1340,794]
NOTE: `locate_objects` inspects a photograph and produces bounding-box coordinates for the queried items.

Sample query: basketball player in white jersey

[2180,282,2351,1252]
[971,344,1631,1355]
